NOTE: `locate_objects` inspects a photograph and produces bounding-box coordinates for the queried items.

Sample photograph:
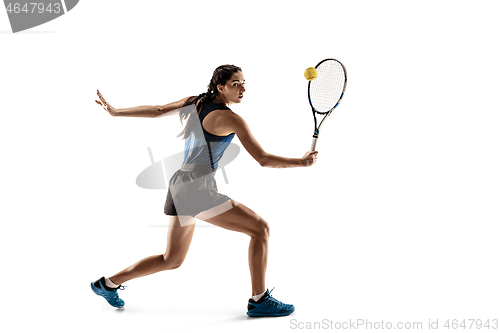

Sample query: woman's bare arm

[214,112,317,168]
[118,96,191,118]
[95,90,191,118]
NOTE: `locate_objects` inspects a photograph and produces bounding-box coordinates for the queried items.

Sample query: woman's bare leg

[108,216,196,285]
[196,199,269,296]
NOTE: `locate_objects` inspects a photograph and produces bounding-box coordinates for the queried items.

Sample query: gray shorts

[164,163,231,217]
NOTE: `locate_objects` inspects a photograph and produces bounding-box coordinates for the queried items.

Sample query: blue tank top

[183,100,235,170]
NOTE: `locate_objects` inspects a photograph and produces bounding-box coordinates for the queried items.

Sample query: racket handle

[310,138,318,151]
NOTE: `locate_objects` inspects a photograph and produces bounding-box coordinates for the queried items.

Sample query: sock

[251,290,266,302]
[105,277,120,289]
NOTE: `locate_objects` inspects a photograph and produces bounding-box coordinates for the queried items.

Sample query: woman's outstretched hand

[95,90,119,116]
[301,151,318,167]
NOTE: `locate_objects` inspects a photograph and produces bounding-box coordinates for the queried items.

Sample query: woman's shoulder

[202,107,239,136]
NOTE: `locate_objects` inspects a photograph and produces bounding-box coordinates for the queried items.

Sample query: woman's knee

[251,218,270,240]
[162,254,185,270]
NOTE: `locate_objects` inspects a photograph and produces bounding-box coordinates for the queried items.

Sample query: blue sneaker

[247,288,295,317]
[90,277,126,308]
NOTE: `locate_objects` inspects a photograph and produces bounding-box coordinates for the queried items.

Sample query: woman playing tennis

[92,64,318,317]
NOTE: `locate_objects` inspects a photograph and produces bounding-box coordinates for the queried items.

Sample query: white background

[1,1,499,332]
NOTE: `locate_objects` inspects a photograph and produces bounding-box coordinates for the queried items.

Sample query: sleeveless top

[182,100,235,170]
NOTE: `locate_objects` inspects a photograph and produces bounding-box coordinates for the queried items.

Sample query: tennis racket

[308,58,347,151]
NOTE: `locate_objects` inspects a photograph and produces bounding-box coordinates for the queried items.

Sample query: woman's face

[217,71,246,105]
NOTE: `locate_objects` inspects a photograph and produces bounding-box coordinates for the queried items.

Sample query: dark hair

[177,64,242,139]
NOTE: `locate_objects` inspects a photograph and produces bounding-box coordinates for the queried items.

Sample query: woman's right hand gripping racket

[307,58,347,151]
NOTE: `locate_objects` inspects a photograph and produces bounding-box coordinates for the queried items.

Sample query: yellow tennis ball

[304,67,318,81]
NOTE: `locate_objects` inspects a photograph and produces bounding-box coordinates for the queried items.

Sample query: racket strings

[310,60,345,114]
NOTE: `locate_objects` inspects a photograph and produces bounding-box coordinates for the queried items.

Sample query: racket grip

[310,138,318,151]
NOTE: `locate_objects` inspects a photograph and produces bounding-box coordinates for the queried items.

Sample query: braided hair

[177,64,242,139]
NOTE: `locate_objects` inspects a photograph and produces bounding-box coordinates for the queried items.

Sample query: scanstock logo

[3,0,79,33]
